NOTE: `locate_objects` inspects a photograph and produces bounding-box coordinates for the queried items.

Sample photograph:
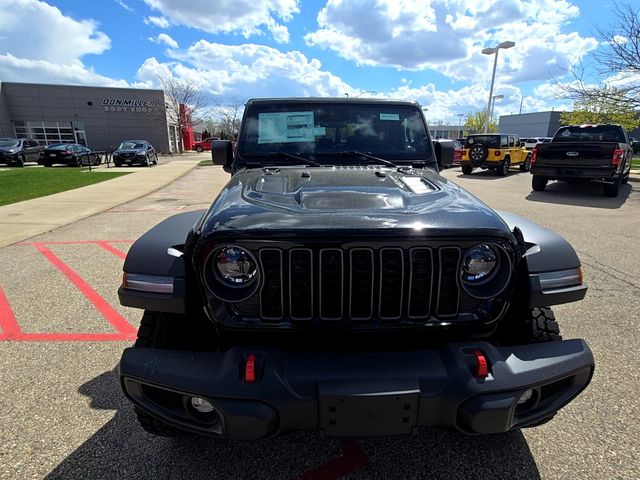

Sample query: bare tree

[559,2,640,109]
[159,76,209,153]
[212,96,245,139]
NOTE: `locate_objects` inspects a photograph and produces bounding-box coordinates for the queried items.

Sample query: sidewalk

[0,159,200,248]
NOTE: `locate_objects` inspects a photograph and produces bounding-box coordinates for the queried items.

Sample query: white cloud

[305,0,598,86]
[144,16,170,28]
[149,33,179,48]
[136,41,354,99]
[0,0,110,63]
[114,0,134,13]
[142,0,298,42]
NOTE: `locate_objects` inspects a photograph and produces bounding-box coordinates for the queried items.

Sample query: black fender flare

[118,210,206,313]
[497,211,587,307]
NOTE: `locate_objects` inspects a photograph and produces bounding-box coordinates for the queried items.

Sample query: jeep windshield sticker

[258,111,315,144]
[380,113,400,121]
[313,126,327,136]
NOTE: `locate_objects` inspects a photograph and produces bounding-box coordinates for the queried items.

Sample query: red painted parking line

[15,332,133,342]
[297,440,368,480]
[0,287,23,340]
[33,243,137,339]
[96,241,128,259]
[17,240,134,245]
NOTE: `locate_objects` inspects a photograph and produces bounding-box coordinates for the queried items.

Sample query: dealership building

[0,82,185,153]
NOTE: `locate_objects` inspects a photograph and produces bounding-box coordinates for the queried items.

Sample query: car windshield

[46,144,72,150]
[237,102,433,166]
[466,135,500,148]
[119,141,145,149]
[0,140,19,147]
[553,126,626,143]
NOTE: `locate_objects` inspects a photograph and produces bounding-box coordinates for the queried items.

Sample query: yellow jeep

[461,134,532,176]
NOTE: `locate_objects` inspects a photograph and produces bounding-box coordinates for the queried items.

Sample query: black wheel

[519,155,531,172]
[497,157,510,176]
[468,144,488,163]
[153,153,158,165]
[532,175,547,191]
[461,164,473,175]
[75,156,83,167]
[603,176,621,197]
[113,161,122,167]
[15,155,25,167]
[196,146,204,153]
[621,169,629,185]
[144,155,151,167]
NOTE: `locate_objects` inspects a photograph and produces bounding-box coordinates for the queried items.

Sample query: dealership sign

[102,98,156,113]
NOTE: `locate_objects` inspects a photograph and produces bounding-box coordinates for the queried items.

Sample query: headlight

[462,244,497,283]
[214,246,257,285]
[460,243,512,299]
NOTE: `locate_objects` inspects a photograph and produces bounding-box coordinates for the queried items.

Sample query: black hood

[115,148,145,154]
[199,166,510,239]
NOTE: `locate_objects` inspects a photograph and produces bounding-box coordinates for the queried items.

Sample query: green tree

[560,89,640,130]
[464,111,497,134]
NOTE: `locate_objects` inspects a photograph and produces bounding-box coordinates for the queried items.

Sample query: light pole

[482,41,515,133]
[519,96,525,114]
[489,94,504,132]
[457,113,464,138]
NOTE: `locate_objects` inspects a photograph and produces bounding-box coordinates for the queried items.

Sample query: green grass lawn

[0,168,130,207]
[632,156,640,169]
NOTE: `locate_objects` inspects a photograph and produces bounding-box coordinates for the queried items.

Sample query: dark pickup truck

[530,124,633,197]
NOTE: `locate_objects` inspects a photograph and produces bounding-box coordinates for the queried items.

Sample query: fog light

[191,396,215,413]
[517,389,533,405]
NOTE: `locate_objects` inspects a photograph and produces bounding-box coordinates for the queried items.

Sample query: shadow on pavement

[455,170,523,180]
[45,368,541,480]
[525,181,633,209]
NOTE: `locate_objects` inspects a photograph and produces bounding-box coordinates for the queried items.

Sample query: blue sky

[0,0,624,124]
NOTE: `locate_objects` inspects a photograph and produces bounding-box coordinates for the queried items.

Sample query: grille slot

[259,249,283,320]
[289,249,313,320]
[379,248,404,320]
[350,249,374,320]
[437,247,461,317]
[319,249,343,320]
[408,248,433,319]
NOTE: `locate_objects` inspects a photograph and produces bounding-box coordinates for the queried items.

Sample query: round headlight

[462,244,498,282]
[214,246,257,285]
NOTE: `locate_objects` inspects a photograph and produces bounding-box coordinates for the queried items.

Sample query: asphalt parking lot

[0,165,638,479]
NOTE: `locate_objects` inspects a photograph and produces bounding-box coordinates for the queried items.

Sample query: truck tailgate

[536,142,616,167]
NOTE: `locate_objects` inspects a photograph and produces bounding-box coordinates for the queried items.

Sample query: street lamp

[489,94,504,131]
[457,113,464,138]
[482,41,515,133]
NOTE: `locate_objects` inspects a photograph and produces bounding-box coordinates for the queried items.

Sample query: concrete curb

[0,160,200,248]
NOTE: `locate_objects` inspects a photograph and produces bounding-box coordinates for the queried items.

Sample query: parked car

[117,97,593,440]
[461,133,532,176]
[629,136,640,154]
[193,137,220,153]
[0,138,42,167]
[523,138,544,150]
[39,143,102,167]
[531,124,633,197]
[112,140,158,167]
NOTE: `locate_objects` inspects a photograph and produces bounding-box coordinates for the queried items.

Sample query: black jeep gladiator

[531,124,633,197]
[118,98,594,439]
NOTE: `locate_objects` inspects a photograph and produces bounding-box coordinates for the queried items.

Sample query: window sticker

[313,126,327,136]
[258,111,315,144]
[380,113,400,121]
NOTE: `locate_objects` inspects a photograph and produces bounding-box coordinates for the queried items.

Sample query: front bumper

[120,339,594,439]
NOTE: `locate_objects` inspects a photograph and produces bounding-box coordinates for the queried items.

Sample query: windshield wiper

[315,151,398,168]
[245,151,323,167]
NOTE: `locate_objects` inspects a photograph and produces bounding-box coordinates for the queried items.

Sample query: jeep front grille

[228,244,505,327]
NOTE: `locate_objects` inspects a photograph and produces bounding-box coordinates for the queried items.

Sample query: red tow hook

[245,354,256,383]
[474,350,489,378]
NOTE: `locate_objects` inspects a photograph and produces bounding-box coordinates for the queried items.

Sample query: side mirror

[432,141,454,171]
[212,140,233,173]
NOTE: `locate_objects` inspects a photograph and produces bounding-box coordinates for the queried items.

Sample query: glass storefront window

[12,121,88,146]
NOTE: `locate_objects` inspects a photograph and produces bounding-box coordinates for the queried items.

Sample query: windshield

[0,140,19,148]
[466,135,500,148]
[238,102,433,166]
[553,126,626,143]
[119,141,145,149]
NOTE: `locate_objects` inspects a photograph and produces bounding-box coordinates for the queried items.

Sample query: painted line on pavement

[12,332,133,342]
[32,242,137,339]
[17,240,134,245]
[297,440,368,480]
[0,287,23,340]
[96,241,128,259]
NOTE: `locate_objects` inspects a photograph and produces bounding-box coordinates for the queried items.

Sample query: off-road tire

[468,144,488,163]
[497,157,510,176]
[532,175,547,191]
[525,307,562,343]
[461,164,473,175]
[519,155,531,172]
[621,171,629,185]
